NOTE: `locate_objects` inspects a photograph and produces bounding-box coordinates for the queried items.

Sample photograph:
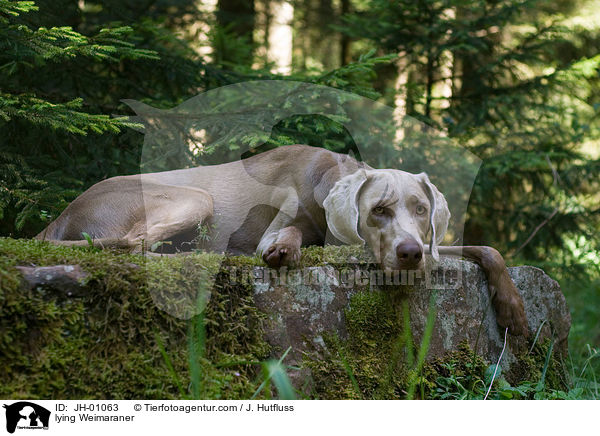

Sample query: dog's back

[36,145,353,248]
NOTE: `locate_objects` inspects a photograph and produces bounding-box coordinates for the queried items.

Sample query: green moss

[303,287,570,400]
[508,339,569,391]
[0,237,572,399]
[300,244,375,266]
[304,289,409,399]
[0,237,270,399]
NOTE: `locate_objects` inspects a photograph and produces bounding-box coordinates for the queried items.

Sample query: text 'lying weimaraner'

[38,144,528,336]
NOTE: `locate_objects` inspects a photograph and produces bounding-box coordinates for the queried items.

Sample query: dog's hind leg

[126,185,214,253]
[42,185,214,253]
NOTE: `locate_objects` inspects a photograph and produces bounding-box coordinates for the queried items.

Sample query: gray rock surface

[252,257,571,380]
[14,255,571,385]
[16,264,89,298]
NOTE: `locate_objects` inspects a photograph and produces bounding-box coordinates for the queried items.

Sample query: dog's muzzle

[395,237,423,270]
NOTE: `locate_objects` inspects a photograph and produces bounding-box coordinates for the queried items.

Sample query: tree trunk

[216,0,256,65]
[340,0,351,65]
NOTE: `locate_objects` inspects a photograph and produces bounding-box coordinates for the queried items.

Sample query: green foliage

[340,0,600,263]
[302,287,586,399]
[406,338,582,400]
[250,348,297,400]
[0,1,160,235]
[0,0,225,236]
[0,2,156,131]
[0,0,388,236]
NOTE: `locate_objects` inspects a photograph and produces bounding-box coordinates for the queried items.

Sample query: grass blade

[266,360,297,400]
[155,331,187,398]
[251,347,296,400]
[407,292,437,399]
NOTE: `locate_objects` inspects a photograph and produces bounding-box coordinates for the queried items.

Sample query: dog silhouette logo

[3,402,50,434]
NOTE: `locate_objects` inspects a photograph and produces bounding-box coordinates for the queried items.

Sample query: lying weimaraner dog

[38,144,528,336]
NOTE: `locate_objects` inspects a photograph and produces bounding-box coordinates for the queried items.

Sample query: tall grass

[157,276,298,399]
[406,294,437,400]
[546,261,600,399]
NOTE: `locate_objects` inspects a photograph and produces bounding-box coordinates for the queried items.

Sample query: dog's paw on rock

[263,243,300,268]
[494,291,530,337]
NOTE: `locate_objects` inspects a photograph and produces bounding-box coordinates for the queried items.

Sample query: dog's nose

[395,240,423,268]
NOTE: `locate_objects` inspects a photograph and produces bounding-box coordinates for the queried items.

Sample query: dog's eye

[416,205,427,215]
[372,206,385,215]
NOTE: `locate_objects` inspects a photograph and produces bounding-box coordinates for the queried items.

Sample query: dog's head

[323,169,450,271]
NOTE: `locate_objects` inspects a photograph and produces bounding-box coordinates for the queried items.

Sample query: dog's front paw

[493,284,529,337]
[263,243,300,268]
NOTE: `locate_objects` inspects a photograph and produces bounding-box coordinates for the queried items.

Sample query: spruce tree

[339,0,600,265]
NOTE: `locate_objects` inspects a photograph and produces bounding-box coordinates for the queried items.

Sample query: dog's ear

[323,170,369,245]
[418,173,450,260]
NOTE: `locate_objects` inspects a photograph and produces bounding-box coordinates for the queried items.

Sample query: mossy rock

[303,291,569,400]
[0,238,269,399]
[0,238,572,399]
